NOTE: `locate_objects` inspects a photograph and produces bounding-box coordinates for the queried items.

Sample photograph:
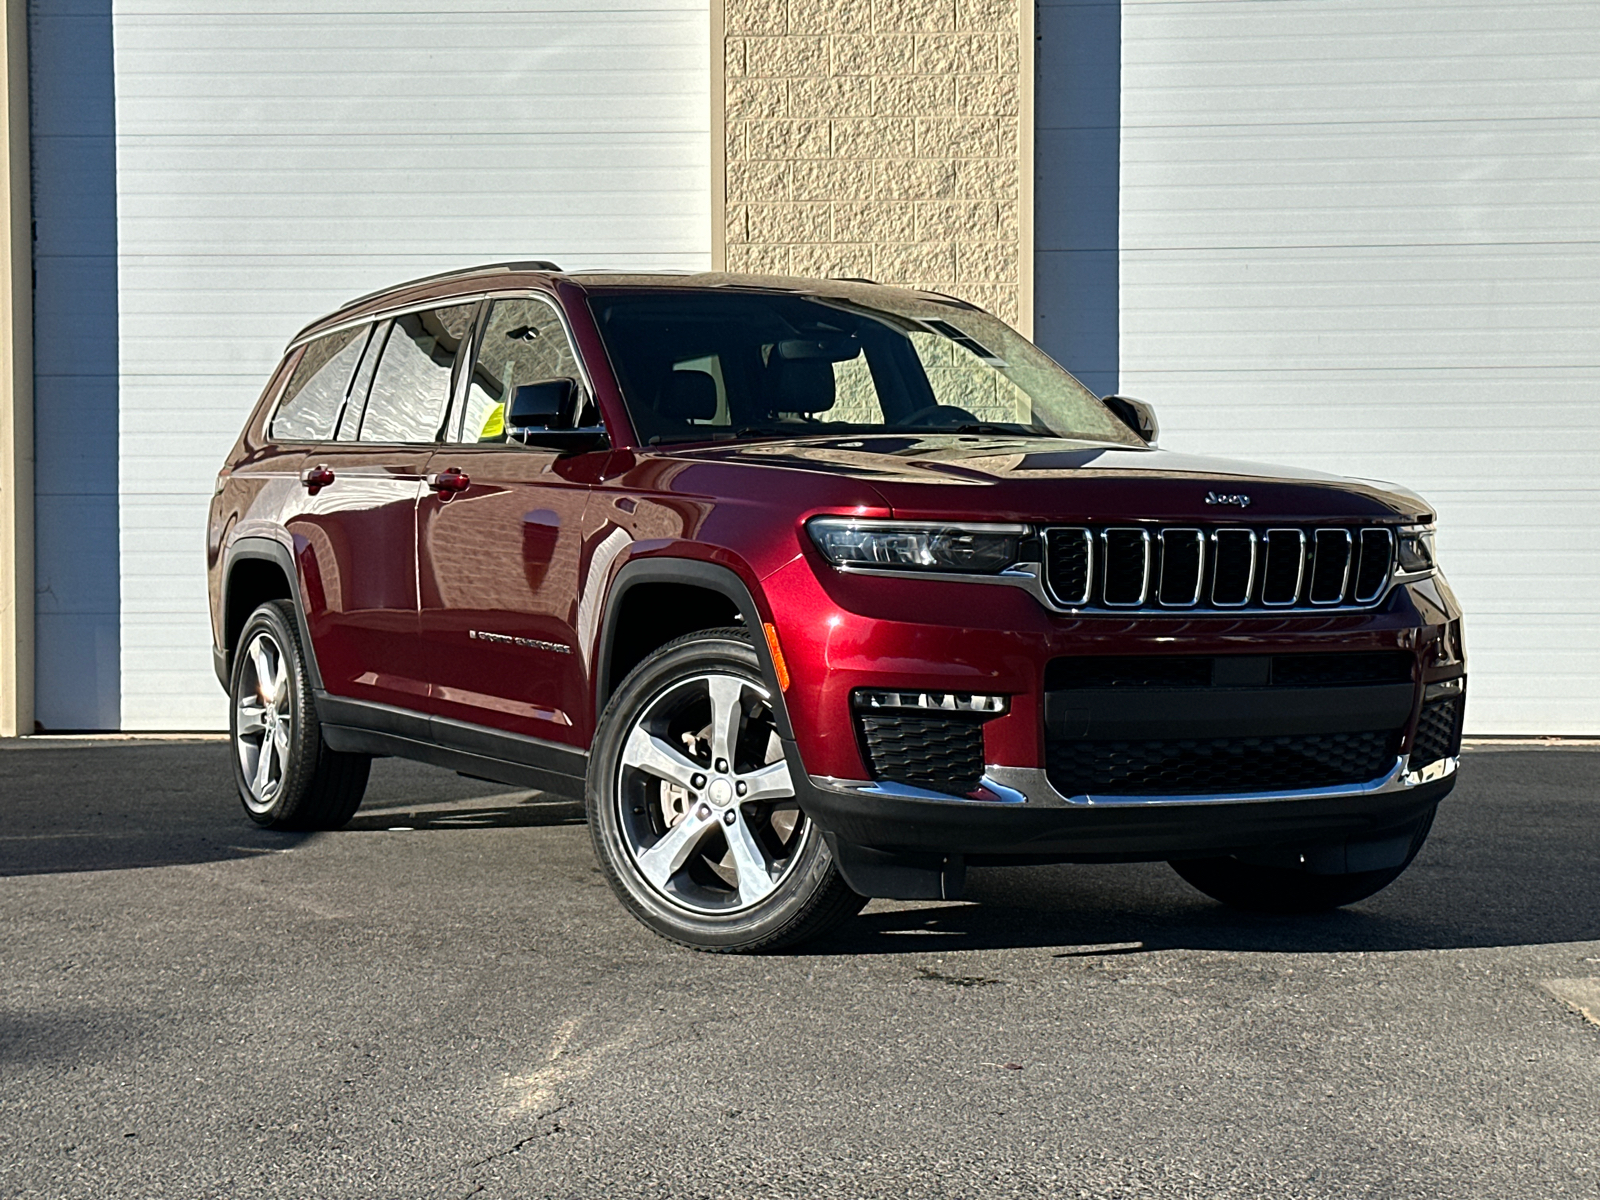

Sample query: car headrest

[773,358,835,414]
[656,370,718,421]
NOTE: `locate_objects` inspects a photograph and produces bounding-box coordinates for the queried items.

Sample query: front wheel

[1170,808,1436,914]
[587,628,865,952]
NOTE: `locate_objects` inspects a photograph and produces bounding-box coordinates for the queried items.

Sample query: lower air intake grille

[1045,730,1399,796]
[858,712,986,794]
[1412,696,1464,766]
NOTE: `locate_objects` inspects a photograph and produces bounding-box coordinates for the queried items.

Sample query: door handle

[300,465,335,495]
[427,467,471,495]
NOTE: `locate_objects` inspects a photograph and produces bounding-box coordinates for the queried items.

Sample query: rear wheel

[1170,808,1436,913]
[588,628,865,952]
[229,600,370,830]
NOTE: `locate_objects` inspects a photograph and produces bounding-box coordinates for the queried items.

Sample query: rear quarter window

[270,326,368,442]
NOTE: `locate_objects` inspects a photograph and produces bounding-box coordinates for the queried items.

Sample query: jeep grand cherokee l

[207,263,1465,952]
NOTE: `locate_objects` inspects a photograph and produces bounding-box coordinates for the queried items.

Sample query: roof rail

[341,260,564,308]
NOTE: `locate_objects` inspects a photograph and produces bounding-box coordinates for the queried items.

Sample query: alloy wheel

[235,629,293,813]
[614,672,808,915]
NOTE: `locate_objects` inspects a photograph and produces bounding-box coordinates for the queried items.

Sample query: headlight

[1396,525,1437,576]
[807,518,1026,573]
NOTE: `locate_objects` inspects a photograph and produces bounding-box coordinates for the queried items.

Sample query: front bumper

[798,753,1456,863]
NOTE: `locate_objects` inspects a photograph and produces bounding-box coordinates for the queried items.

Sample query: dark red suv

[208,264,1465,951]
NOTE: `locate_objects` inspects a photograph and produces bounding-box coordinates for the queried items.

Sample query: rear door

[287,301,478,711]
[416,294,604,748]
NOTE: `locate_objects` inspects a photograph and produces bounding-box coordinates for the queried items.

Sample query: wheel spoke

[272,723,291,758]
[270,652,290,710]
[706,676,744,768]
[723,810,777,907]
[236,700,267,737]
[736,759,793,803]
[252,732,276,796]
[635,812,717,892]
[249,640,274,703]
[621,726,702,790]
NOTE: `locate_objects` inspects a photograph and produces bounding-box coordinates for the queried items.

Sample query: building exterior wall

[717,0,1032,331]
[0,0,30,737]
[102,0,711,730]
[1115,0,1600,734]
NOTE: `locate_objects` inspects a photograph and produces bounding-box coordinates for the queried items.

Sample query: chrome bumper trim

[812,754,1457,810]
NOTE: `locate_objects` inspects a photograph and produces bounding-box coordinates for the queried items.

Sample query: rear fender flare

[220,536,325,693]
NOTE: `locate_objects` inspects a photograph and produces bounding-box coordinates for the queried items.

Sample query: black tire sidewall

[587,631,842,950]
[1171,805,1438,913]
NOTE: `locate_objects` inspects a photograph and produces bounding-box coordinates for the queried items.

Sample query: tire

[1169,807,1436,914]
[587,627,866,953]
[229,600,371,830]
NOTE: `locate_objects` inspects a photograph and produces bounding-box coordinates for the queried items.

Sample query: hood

[654,434,1431,523]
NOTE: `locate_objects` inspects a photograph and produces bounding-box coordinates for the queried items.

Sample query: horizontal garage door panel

[1119,0,1600,734]
[113,0,711,729]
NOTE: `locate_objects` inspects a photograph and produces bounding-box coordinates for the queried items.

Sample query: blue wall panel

[29,0,120,729]
[1034,0,1119,397]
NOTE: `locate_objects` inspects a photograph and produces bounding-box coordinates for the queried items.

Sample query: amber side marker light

[762,623,791,691]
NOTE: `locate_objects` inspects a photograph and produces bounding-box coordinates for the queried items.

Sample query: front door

[416,294,604,748]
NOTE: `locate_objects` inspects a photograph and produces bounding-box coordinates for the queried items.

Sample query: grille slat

[1158,529,1204,607]
[1102,528,1151,606]
[1040,523,1398,613]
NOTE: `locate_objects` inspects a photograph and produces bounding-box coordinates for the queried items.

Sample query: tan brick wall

[718,0,1029,328]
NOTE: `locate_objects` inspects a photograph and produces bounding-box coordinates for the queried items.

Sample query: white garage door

[111,0,711,728]
[1116,0,1600,734]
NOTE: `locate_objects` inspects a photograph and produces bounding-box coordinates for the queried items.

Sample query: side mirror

[507,379,578,433]
[1102,394,1159,445]
[506,378,609,454]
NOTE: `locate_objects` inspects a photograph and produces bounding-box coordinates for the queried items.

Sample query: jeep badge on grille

[1204,491,1251,508]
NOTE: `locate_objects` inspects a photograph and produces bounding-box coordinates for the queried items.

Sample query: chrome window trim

[1260,528,1308,607]
[1042,526,1093,606]
[1209,527,1257,607]
[285,292,492,353]
[1158,527,1205,608]
[811,753,1455,809]
[1355,528,1396,603]
[1309,528,1354,606]
[1100,527,1151,607]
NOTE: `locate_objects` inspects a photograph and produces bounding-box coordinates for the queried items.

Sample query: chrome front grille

[1042,525,1395,612]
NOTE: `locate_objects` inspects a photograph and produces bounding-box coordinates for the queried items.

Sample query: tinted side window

[270,327,367,442]
[457,297,587,443]
[359,303,477,443]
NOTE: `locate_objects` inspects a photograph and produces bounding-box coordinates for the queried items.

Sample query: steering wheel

[900,404,981,427]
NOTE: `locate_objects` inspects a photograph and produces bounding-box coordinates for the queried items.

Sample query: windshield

[586,288,1142,447]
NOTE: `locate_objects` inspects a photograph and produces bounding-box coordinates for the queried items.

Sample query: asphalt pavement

[1,740,1597,1199]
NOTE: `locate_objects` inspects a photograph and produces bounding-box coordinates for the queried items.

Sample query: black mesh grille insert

[857,712,986,794]
[1261,530,1305,604]
[1046,730,1399,796]
[1412,696,1464,766]
[1158,530,1204,605]
[1102,529,1149,605]
[1355,529,1394,602]
[1043,528,1091,605]
[1309,529,1353,604]
[1211,529,1255,605]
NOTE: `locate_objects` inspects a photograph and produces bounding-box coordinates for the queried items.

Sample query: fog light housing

[853,689,1008,715]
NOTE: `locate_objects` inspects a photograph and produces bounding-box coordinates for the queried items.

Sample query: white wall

[1120,0,1600,734]
[112,0,711,728]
